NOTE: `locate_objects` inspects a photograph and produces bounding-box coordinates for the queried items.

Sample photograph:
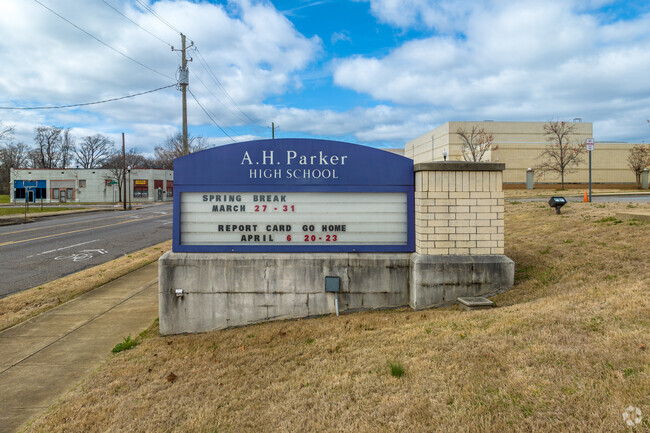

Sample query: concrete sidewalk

[0,262,159,433]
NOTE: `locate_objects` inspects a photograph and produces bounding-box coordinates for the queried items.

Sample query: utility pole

[172,34,193,155]
[271,122,279,139]
[122,132,126,211]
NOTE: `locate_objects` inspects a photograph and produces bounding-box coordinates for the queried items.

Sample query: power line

[0,84,176,110]
[188,88,236,143]
[134,0,180,34]
[191,70,248,126]
[31,0,173,81]
[99,0,173,47]
[99,1,258,132]
[193,46,258,125]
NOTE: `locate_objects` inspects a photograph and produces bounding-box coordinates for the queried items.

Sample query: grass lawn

[22,201,650,433]
[0,194,9,203]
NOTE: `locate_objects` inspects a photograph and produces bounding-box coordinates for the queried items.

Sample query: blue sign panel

[173,138,414,253]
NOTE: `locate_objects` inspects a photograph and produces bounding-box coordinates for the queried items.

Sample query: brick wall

[414,162,505,255]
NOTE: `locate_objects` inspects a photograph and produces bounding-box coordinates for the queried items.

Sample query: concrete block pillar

[526,168,535,189]
[411,162,513,310]
[414,162,505,256]
[642,169,649,190]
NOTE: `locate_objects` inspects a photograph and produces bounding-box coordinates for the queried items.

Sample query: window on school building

[166,180,173,197]
[134,179,148,198]
[79,180,86,188]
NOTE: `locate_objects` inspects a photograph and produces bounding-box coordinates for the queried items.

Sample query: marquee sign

[172,138,414,253]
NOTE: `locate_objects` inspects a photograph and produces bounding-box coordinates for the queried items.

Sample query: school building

[405,121,645,187]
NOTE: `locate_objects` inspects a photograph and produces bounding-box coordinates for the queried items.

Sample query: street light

[127,166,132,210]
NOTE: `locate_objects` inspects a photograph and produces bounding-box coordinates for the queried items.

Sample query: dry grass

[23,202,650,433]
[0,240,172,332]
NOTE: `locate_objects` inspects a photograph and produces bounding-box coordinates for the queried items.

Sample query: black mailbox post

[548,197,567,214]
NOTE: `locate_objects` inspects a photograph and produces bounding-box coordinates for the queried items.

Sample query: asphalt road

[0,203,172,298]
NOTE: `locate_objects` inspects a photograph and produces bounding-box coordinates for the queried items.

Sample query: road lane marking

[55,249,108,262]
[0,214,167,248]
[26,239,99,258]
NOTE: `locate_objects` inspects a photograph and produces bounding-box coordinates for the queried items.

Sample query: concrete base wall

[409,254,515,310]
[159,252,411,335]
[159,252,515,335]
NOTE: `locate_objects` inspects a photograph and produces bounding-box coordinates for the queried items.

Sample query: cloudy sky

[1,0,649,155]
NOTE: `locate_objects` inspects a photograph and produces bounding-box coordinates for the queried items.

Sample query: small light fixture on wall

[442,148,448,161]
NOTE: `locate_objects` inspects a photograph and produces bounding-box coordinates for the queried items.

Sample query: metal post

[127,166,132,210]
[122,133,126,210]
[589,152,591,203]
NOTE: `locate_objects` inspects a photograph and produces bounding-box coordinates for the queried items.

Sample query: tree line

[0,122,207,194]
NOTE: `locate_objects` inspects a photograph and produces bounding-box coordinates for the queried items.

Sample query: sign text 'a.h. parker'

[172,138,414,253]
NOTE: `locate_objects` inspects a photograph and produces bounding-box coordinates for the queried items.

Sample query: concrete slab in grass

[457,296,495,311]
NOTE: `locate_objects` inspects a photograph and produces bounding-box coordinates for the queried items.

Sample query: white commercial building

[10,168,174,203]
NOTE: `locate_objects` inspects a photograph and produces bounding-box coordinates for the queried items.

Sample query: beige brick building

[405,121,644,185]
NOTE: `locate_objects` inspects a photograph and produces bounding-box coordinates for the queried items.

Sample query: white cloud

[2,0,649,155]
[331,31,351,45]
[360,0,476,32]
[334,1,650,142]
[0,0,321,153]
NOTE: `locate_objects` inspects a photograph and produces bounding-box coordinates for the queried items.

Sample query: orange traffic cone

[583,190,588,202]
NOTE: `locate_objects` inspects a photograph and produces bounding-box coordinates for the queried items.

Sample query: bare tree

[75,134,115,168]
[627,144,650,188]
[0,121,14,142]
[0,141,30,194]
[154,132,208,169]
[536,121,585,189]
[102,149,154,202]
[61,128,75,168]
[32,126,63,168]
[103,153,125,201]
[456,126,497,162]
